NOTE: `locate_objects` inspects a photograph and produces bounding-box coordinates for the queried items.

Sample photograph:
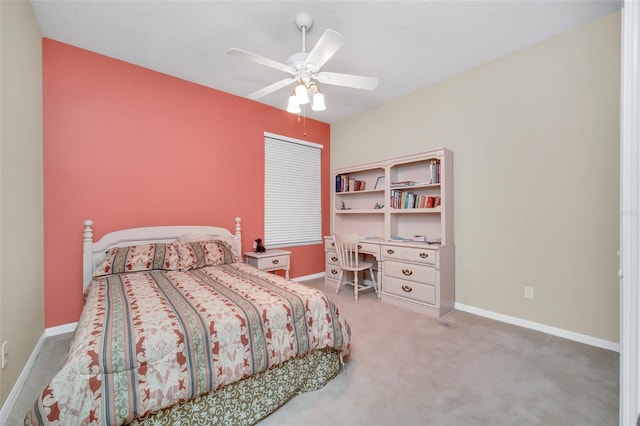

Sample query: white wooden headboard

[82,217,242,291]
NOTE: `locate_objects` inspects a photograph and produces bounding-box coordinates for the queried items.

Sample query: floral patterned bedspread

[27,263,351,425]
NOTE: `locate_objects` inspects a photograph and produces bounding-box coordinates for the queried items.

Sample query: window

[264,133,322,248]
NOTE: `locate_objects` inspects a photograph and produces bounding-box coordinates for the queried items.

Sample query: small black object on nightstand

[254,238,266,253]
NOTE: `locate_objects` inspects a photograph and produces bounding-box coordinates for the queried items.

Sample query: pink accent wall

[43,39,331,327]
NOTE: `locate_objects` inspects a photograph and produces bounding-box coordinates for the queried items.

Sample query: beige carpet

[7,277,618,425]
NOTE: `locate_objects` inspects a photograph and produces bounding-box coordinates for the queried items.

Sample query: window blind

[264,134,322,248]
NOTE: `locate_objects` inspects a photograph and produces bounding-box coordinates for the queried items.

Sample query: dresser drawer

[384,276,436,305]
[384,260,436,284]
[325,262,341,280]
[326,238,379,255]
[356,242,380,256]
[326,251,339,266]
[325,238,336,251]
[381,245,437,266]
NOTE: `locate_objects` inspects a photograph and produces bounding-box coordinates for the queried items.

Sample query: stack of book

[390,191,441,209]
[335,175,365,192]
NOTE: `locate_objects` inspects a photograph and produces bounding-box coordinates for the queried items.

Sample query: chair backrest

[333,234,361,270]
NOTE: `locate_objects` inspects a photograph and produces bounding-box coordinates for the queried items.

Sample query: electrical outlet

[524,286,534,299]
[1,341,8,369]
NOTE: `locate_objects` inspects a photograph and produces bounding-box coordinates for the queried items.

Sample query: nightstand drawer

[252,254,289,270]
[244,249,291,279]
[384,260,435,284]
[384,276,436,305]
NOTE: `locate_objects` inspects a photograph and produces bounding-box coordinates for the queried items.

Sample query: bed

[27,218,351,425]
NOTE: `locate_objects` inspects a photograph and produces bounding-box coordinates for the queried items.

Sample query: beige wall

[332,12,621,342]
[0,0,44,406]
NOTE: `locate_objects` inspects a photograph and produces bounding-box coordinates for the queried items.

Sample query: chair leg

[354,271,359,302]
[369,268,378,296]
[335,270,343,294]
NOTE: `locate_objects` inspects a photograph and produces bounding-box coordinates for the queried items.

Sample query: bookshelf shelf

[335,188,385,195]
[335,209,385,214]
[390,207,442,214]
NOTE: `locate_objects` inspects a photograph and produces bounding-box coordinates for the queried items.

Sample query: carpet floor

[8,277,619,426]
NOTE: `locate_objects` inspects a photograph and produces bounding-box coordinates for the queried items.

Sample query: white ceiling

[31,0,621,124]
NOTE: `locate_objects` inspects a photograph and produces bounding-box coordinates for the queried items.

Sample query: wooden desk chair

[332,234,378,301]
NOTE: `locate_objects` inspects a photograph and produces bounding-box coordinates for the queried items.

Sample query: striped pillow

[93,243,179,277]
[176,240,236,271]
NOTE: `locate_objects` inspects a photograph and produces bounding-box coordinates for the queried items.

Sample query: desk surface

[324,236,444,249]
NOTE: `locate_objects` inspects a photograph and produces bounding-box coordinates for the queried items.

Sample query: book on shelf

[391,180,436,188]
[426,196,435,208]
[348,177,356,191]
[429,160,441,184]
[391,180,417,188]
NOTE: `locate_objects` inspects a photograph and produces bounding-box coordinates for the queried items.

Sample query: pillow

[176,240,236,271]
[93,243,179,277]
[178,233,240,259]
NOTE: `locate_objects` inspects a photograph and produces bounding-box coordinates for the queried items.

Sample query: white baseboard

[0,333,46,425]
[292,272,325,282]
[455,302,619,352]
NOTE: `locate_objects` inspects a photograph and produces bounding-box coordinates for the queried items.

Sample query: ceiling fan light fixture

[295,82,310,104]
[311,92,326,111]
[229,13,377,116]
[287,93,301,114]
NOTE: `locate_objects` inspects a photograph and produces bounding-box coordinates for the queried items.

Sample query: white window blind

[264,134,322,248]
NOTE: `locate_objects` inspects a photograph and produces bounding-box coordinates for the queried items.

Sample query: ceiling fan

[227,12,379,113]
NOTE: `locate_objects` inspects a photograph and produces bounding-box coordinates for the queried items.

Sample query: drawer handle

[331,256,338,262]
[419,252,429,258]
[331,269,338,274]
[402,269,413,276]
[357,244,362,249]
[386,249,395,254]
[401,285,413,293]
[272,259,279,265]
[331,242,335,247]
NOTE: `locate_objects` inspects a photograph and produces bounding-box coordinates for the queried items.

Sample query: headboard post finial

[235,217,241,237]
[83,220,94,242]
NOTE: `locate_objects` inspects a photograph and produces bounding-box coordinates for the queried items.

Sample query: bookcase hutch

[325,147,454,317]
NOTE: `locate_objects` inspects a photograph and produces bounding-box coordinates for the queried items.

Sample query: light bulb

[295,83,310,105]
[311,92,326,111]
[287,94,301,114]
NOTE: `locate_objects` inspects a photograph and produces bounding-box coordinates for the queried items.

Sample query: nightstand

[244,249,291,279]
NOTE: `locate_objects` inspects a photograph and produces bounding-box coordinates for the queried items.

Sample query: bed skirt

[126,348,341,426]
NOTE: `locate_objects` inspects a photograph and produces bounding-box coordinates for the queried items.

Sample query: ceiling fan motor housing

[295,12,313,31]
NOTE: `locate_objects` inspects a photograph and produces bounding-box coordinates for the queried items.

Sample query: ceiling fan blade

[315,71,379,91]
[227,48,296,75]
[305,30,345,72]
[247,78,296,100]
